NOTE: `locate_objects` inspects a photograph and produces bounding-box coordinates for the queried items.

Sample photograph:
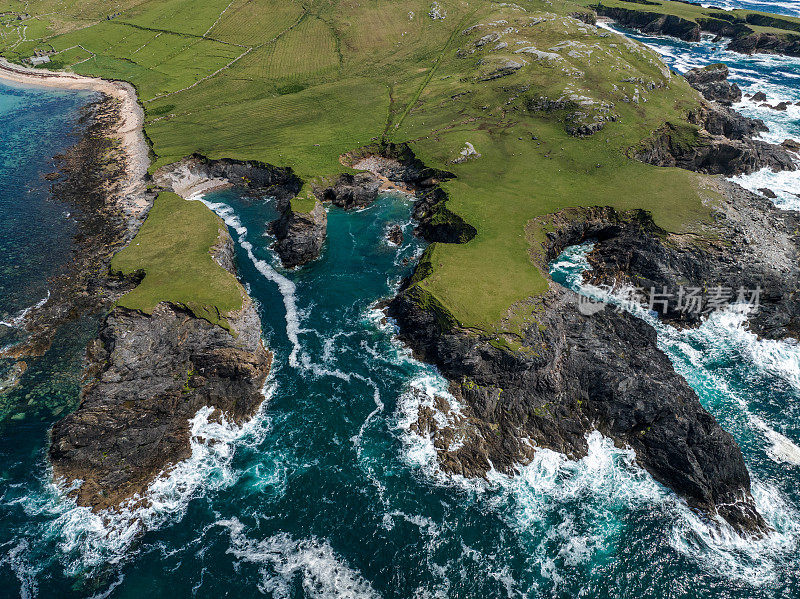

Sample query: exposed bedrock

[390,284,765,533]
[337,143,475,243]
[634,98,797,176]
[388,179,798,534]
[578,183,800,340]
[726,31,800,57]
[270,200,328,268]
[272,142,474,267]
[49,229,271,511]
[155,153,302,204]
[683,63,742,105]
[316,172,381,210]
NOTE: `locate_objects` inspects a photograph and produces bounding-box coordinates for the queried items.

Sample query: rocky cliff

[49,227,271,511]
[633,68,796,176]
[683,63,742,105]
[384,128,791,534]
[594,4,800,58]
[270,200,328,268]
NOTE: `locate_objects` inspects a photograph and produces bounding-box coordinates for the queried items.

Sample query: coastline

[0,58,150,222]
[0,59,275,512]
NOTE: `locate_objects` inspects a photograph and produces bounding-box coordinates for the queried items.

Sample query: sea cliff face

[49,227,271,510]
[380,95,799,533]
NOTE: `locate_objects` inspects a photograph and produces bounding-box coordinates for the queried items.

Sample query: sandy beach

[0,58,150,220]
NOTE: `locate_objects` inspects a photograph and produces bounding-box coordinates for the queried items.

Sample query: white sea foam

[753,417,800,466]
[0,291,50,328]
[731,167,800,211]
[549,243,800,583]
[0,540,38,599]
[192,195,304,367]
[22,379,277,577]
[220,518,380,598]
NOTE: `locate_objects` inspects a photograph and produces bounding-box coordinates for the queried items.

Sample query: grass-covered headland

[109,191,243,330]
[0,0,765,336]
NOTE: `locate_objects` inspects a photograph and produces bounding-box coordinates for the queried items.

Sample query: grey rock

[317,172,381,209]
[270,200,327,268]
[683,64,743,105]
[50,229,270,511]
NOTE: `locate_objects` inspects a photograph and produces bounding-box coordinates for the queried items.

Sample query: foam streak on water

[192,194,304,367]
[220,518,380,599]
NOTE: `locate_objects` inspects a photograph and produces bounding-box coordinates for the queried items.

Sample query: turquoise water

[2,2,800,595]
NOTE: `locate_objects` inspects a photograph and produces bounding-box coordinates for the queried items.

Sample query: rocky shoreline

[593,5,800,58]
[50,229,271,510]
[380,73,799,534]
[0,69,275,511]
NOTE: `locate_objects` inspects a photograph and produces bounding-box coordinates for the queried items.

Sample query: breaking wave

[220,518,380,599]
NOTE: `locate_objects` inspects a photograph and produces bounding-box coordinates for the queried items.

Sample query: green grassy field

[109,191,244,330]
[0,0,735,337]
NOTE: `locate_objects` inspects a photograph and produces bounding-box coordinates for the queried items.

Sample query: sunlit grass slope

[110,192,243,330]
[1,0,724,336]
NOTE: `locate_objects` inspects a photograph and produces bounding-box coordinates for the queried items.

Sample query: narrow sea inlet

[2,2,800,597]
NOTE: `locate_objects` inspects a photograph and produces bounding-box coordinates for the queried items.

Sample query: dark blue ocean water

[2,2,800,596]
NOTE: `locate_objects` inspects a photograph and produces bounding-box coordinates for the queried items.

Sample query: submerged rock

[387,225,404,245]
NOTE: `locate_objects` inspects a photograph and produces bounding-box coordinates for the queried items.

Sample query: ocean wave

[730,168,800,211]
[549,243,800,583]
[220,518,380,598]
[0,291,50,329]
[7,378,277,582]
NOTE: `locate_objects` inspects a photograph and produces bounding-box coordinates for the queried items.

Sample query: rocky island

[1,0,798,542]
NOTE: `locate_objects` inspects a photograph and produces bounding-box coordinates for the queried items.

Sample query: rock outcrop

[316,172,381,209]
[270,200,328,268]
[390,284,766,534]
[50,228,271,511]
[581,183,800,341]
[634,98,796,176]
[727,31,800,57]
[389,175,799,532]
[683,63,742,105]
[154,153,301,205]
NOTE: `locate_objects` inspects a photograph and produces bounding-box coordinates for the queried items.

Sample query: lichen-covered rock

[270,200,327,267]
